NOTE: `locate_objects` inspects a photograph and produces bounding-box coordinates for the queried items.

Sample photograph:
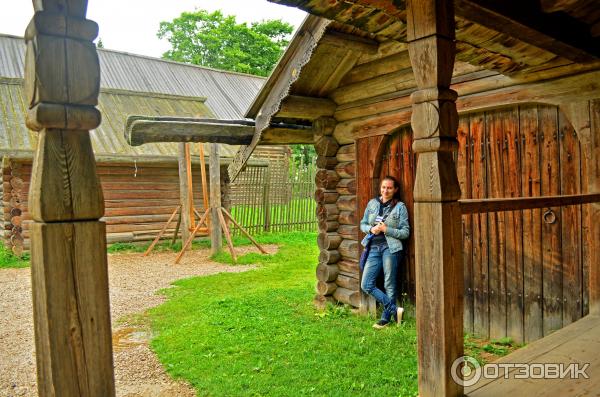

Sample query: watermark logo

[451,356,590,386]
[451,356,482,386]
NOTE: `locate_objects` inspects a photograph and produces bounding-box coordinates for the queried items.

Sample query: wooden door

[357,104,591,343]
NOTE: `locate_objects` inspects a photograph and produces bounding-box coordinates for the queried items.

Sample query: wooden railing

[459,193,600,214]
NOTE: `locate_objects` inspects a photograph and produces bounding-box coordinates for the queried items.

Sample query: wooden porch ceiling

[269,0,600,71]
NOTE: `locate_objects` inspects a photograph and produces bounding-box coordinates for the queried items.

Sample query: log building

[17,0,600,396]
[235,8,600,344]
[0,34,289,254]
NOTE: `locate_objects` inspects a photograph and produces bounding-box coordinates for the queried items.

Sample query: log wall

[1,160,231,251]
[2,159,25,256]
[313,117,361,309]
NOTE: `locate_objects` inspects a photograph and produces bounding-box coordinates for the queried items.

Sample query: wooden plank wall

[356,103,591,343]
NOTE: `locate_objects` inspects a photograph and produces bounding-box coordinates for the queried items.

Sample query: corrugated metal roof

[0,33,273,163]
[0,80,240,161]
[0,34,265,120]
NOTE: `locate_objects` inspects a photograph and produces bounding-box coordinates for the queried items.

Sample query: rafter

[455,0,600,62]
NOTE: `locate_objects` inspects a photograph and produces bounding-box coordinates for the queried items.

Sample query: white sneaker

[396,307,404,324]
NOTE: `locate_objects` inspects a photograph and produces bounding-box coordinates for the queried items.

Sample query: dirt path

[0,245,276,397]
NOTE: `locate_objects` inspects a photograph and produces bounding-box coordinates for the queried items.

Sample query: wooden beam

[320,30,379,55]
[589,100,600,315]
[459,193,600,214]
[24,1,116,395]
[126,117,254,146]
[178,143,191,245]
[407,0,463,396]
[562,100,600,316]
[333,68,600,143]
[276,95,336,120]
[455,0,600,62]
[125,116,312,146]
[198,144,209,211]
[539,0,581,13]
[209,143,222,255]
[260,126,314,144]
[185,144,195,230]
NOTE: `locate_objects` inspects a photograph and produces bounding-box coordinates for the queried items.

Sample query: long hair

[380,175,402,207]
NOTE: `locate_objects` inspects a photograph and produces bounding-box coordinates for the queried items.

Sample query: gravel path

[0,245,276,397]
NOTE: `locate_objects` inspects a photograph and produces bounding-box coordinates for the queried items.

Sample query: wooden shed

[0,34,289,253]
[19,1,600,396]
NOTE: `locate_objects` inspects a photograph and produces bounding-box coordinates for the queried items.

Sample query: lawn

[0,244,30,268]
[0,230,517,395]
[148,232,420,396]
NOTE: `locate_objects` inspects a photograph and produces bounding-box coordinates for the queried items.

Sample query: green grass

[464,334,524,364]
[0,244,30,268]
[148,231,419,397]
[107,234,271,255]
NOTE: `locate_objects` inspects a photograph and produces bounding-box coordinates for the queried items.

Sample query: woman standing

[360,175,410,329]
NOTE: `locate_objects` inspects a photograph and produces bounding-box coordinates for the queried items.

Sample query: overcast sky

[0,0,307,58]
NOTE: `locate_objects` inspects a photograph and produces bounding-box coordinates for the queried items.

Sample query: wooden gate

[358,104,592,343]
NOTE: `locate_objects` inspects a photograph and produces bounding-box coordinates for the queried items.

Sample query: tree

[157,10,294,76]
[291,144,316,167]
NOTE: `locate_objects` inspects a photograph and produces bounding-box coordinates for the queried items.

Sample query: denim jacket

[360,198,410,253]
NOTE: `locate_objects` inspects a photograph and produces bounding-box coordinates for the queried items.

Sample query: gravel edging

[0,244,277,397]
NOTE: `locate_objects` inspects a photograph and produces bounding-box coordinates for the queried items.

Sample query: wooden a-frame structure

[22,0,599,396]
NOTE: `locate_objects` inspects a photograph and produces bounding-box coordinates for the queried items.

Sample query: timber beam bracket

[125,116,313,146]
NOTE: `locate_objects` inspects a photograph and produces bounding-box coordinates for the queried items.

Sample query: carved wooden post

[209,143,222,254]
[407,1,463,396]
[24,0,115,395]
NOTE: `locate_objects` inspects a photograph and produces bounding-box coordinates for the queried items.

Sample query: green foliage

[0,244,30,268]
[107,242,146,253]
[107,234,271,255]
[157,9,294,76]
[148,231,419,396]
[464,334,523,364]
[290,144,316,167]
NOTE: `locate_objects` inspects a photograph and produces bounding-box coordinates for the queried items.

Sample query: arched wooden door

[377,127,416,300]
[356,129,416,301]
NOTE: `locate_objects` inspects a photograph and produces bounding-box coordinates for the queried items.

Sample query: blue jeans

[360,243,399,321]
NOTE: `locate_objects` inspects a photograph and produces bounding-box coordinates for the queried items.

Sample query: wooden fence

[229,162,317,234]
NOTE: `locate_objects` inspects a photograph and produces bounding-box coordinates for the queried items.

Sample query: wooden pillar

[24,1,116,395]
[178,143,192,244]
[562,100,600,315]
[406,1,463,396]
[588,101,600,315]
[209,143,222,254]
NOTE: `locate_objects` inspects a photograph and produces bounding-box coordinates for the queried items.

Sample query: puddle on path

[112,327,150,352]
